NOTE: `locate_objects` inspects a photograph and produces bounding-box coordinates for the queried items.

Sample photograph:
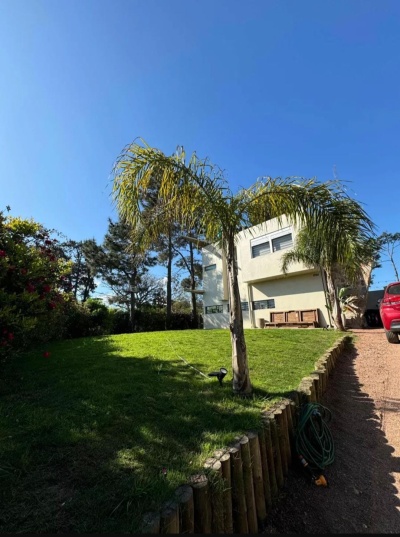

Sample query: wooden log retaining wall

[141,334,351,534]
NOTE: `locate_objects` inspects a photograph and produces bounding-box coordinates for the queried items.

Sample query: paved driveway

[264,328,400,534]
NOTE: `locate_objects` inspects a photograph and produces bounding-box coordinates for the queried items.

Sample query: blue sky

[1,0,399,292]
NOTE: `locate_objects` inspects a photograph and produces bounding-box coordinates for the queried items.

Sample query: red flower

[0,250,6,257]
[43,351,51,358]
[20,268,28,275]
[8,333,14,341]
[26,283,35,293]
[48,302,56,310]
[43,284,51,293]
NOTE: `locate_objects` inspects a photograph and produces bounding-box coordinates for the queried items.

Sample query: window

[250,228,293,258]
[253,299,275,310]
[205,305,223,314]
[227,302,248,312]
[388,284,400,295]
[204,264,216,271]
[251,241,271,258]
[271,233,293,252]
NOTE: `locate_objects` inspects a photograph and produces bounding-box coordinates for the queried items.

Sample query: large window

[205,305,223,314]
[250,229,293,258]
[253,299,275,310]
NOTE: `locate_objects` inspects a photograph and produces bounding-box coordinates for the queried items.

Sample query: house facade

[202,215,332,329]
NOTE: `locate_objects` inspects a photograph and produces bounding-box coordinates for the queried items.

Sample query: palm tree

[281,197,375,331]
[112,139,373,395]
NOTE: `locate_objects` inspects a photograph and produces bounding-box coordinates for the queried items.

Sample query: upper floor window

[204,264,216,272]
[271,233,293,252]
[250,229,293,258]
[251,241,271,258]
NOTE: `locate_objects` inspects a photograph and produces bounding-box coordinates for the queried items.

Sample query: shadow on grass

[0,335,292,534]
[263,344,400,534]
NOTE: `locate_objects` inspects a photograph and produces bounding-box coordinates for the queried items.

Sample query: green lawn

[0,329,343,533]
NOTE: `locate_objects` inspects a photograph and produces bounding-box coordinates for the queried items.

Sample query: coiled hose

[295,402,335,471]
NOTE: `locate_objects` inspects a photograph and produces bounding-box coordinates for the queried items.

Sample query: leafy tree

[112,139,373,395]
[59,239,96,302]
[83,218,157,331]
[376,232,400,281]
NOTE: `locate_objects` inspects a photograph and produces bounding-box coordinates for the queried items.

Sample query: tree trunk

[166,229,172,329]
[130,268,137,332]
[226,235,252,395]
[389,253,400,281]
[73,251,82,300]
[325,269,345,331]
[189,240,198,328]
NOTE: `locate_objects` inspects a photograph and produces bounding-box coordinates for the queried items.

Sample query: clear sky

[1,0,399,291]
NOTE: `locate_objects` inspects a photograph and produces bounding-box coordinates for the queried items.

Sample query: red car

[379,282,400,343]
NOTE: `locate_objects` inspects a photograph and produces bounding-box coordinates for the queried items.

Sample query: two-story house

[201,215,332,329]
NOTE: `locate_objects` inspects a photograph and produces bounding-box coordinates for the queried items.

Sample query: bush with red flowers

[0,209,72,358]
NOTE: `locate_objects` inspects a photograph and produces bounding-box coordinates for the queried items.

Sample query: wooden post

[310,373,320,402]
[282,399,295,456]
[257,428,272,510]
[248,431,267,525]
[190,474,211,534]
[160,501,180,534]
[215,450,233,534]
[273,407,288,477]
[204,458,224,534]
[229,444,248,534]
[279,402,292,465]
[174,485,194,534]
[141,511,161,534]
[264,415,283,491]
[239,436,258,533]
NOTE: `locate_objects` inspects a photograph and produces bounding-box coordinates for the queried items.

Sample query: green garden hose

[295,402,335,475]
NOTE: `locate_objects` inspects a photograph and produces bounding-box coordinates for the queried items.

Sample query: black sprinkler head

[208,367,228,386]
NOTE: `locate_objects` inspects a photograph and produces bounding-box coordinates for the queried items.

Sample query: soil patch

[263,328,400,534]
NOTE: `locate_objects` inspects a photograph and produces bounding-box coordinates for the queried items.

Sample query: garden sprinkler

[208,367,228,386]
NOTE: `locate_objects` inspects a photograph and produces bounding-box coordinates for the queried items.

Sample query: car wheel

[385,330,399,344]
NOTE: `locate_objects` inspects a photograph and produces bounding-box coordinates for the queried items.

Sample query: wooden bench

[264,309,319,328]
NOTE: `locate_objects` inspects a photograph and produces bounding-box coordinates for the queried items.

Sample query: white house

[201,215,332,329]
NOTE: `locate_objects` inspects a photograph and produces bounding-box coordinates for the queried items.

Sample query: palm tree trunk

[226,235,252,395]
[189,241,198,328]
[325,269,345,331]
[166,229,172,329]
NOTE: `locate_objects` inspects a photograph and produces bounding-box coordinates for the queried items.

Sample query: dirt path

[263,328,400,534]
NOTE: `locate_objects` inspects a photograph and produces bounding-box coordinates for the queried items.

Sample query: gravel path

[263,328,400,534]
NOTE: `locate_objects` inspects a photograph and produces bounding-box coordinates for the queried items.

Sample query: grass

[0,328,343,533]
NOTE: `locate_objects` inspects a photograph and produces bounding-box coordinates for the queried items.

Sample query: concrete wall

[248,272,330,328]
